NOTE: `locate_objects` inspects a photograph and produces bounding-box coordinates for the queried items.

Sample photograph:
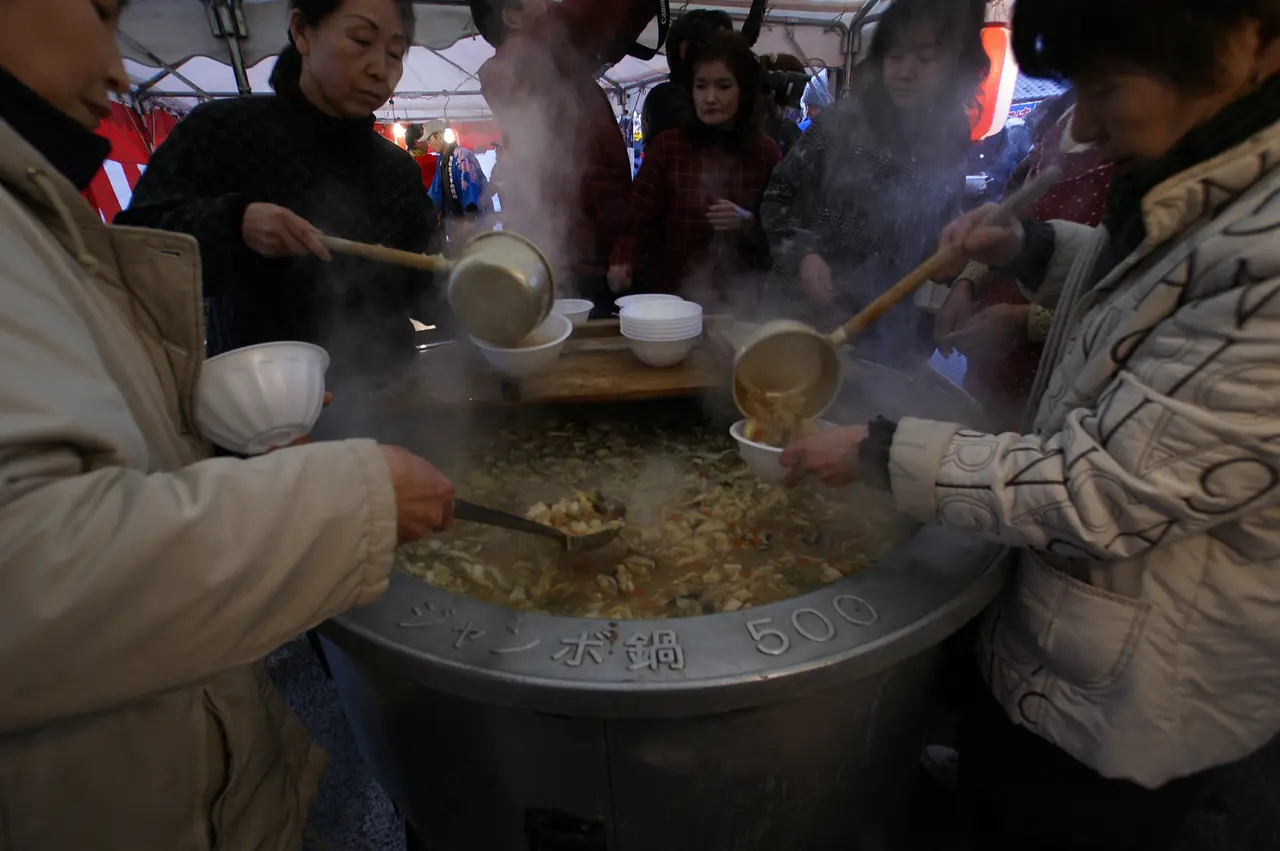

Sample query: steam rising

[477,60,596,297]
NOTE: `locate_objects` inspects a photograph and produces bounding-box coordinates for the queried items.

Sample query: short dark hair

[865,0,989,107]
[470,0,523,48]
[270,0,417,91]
[667,9,735,78]
[685,31,763,144]
[1012,0,1280,90]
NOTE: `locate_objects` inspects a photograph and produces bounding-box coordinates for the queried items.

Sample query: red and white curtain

[85,103,182,222]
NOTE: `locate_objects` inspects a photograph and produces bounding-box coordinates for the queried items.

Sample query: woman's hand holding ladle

[937,202,1027,274]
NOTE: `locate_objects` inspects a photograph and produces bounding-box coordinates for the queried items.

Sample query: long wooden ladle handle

[828,165,1064,347]
[318,234,453,273]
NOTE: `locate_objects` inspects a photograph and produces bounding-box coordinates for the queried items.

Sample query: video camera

[760,70,812,110]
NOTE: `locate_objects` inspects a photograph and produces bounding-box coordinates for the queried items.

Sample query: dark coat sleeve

[760,115,830,276]
[114,104,254,299]
[385,152,447,326]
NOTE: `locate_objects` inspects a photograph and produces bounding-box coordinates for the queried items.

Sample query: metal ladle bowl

[732,320,843,419]
[446,231,556,348]
[316,229,557,349]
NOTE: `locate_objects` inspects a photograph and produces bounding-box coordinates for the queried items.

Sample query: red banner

[85,103,180,222]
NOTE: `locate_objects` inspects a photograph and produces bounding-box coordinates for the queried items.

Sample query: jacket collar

[0,65,109,191]
[0,118,115,270]
[0,118,205,376]
[1140,117,1280,248]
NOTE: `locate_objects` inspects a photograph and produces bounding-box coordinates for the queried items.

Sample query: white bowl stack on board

[619,298,703,368]
[614,293,683,311]
[196,341,330,455]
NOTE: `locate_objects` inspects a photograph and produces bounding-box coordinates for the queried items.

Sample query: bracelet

[1027,304,1054,343]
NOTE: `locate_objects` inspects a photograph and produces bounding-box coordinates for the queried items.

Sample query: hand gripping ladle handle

[828,165,1064,347]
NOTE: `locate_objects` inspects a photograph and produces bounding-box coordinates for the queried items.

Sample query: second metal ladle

[453,499,622,553]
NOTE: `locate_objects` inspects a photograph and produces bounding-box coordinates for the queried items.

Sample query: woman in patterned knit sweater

[760,0,988,368]
[608,32,781,310]
[118,0,438,374]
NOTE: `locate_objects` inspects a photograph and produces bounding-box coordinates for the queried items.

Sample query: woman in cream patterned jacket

[781,2,1280,850]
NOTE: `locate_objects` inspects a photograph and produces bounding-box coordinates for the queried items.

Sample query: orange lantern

[970,23,1019,141]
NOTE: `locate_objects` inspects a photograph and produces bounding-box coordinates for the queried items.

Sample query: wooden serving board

[369,316,745,409]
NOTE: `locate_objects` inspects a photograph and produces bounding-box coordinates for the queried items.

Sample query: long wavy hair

[859,0,989,146]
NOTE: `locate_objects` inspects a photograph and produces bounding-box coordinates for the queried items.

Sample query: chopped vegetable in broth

[395,418,915,619]
[740,383,814,446]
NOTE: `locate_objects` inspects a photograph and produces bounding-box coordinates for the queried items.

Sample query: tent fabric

[120,1,859,121]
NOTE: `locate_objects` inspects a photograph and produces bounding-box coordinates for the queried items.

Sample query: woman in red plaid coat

[609,32,782,310]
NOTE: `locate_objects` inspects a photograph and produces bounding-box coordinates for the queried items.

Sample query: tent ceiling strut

[118,31,211,98]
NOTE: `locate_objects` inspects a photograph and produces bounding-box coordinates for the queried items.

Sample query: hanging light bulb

[392,122,407,141]
[443,127,457,145]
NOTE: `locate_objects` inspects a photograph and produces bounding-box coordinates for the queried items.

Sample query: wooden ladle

[317,230,557,348]
[732,165,1064,419]
[317,234,453,273]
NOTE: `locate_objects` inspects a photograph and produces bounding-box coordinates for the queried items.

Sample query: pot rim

[323,526,1009,718]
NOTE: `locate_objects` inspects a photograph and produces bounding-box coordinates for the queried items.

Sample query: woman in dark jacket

[760,0,989,368]
[608,32,781,310]
[117,0,437,375]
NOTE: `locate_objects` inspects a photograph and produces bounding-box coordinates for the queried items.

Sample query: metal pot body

[323,635,941,851]
[318,358,1000,851]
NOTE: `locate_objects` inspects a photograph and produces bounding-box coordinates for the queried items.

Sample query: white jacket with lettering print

[887,118,1280,788]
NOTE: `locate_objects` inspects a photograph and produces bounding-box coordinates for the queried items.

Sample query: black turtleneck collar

[0,65,110,191]
[272,68,378,146]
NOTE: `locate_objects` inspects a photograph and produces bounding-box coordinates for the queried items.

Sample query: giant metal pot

[317,355,1008,851]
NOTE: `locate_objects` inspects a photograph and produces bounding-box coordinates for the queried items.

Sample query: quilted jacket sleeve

[888,230,1280,560]
[1008,219,1098,309]
[0,224,399,732]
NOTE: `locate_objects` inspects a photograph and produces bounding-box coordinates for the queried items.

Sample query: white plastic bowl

[628,335,698,368]
[470,313,573,378]
[730,419,834,484]
[196,341,330,455]
[552,298,594,327]
[615,293,683,310]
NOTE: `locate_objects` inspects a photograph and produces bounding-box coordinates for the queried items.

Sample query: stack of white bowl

[619,298,703,367]
[615,293,684,311]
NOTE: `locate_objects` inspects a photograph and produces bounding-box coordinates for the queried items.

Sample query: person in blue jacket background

[423,118,492,253]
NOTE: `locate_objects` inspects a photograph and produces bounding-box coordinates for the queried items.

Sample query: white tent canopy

[119,0,871,120]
